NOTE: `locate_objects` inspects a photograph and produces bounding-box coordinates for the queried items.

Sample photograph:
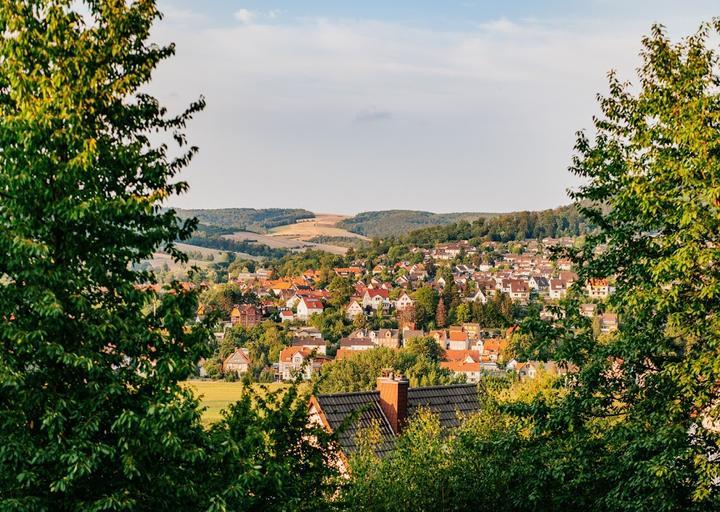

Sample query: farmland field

[183,380,308,424]
[223,216,359,255]
[269,213,369,241]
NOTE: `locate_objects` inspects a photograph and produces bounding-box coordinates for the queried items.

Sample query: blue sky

[152,1,719,213]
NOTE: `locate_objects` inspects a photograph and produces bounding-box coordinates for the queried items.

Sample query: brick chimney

[376,369,409,434]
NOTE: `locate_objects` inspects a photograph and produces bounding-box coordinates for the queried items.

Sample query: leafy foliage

[0,2,336,509]
[517,21,720,511]
[205,385,339,512]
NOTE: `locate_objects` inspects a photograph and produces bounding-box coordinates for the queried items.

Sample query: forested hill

[337,205,588,240]
[337,210,496,237]
[398,204,589,246]
[173,208,314,233]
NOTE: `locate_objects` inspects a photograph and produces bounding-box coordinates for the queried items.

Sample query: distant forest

[337,205,589,242]
[173,208,314,233]
[337,210,496,237]
[398,204,589,246]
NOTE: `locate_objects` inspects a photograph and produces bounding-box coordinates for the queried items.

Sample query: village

[195,236,618,386]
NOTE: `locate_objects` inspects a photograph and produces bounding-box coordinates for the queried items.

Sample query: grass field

[182,380,307,424]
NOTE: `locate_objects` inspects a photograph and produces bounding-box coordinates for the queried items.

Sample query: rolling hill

[173,208,315,233]
[336,210,498,238]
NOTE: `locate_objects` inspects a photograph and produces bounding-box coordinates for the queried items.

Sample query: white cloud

[234,9,256,24]
[233,8,285,25]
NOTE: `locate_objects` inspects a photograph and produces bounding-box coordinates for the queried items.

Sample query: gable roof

[449,330,469,342]
[224,348,251,366]
[312,384,480,458]
[300,297,324,309]
[365,288,389,299]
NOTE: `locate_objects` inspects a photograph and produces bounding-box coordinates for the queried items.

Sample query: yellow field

[269,214,369,241]
[183,380,307,424]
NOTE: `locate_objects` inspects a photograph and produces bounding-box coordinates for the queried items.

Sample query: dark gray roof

[408,384,481,428]
[339,337,374,347]
[314,383,480,457]
[314,391,396,457]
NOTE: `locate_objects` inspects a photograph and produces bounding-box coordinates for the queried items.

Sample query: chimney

[376,369,409,435]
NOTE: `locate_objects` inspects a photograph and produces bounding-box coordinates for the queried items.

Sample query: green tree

[206,385,339,511]
[404,335,445,363]
[520,21,720,511]
[413,286,438,330]
[455,302,471,324]
[327,276,354,309]
[0,1,211,507]
[0,2,338,510]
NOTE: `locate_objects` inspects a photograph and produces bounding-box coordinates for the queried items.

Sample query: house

[345,300,364,320]
[549,279,568,300]
[579,303,597,318]
[516,360,565,380]
[481,338,507,362]
[363,289,390,310]
[600,312,619,333]
[285,294,303,309]
[374,328,400,349]
[508,280,530,303]
[448,329,470,351]
[372,264,386,275]
[443,349,481,364]
[466,289,487,304]
[290,326,324,339]
[395,275,410,288]
[558,271,578,283]
[587,278,611,299]
[279,309,295,322]
[439,361,481,383]
[334,267,364,278]
[401,328,425,343]
[395,292,415,312]
[528,276,549,293]
[296,297,324,320]
[278,346,329,381]
[339,337,375,351]
[309,371,481,469]
[461,323,481,341]
[230,304,262,328]
[292,337,327,355]
[222,348,251,376]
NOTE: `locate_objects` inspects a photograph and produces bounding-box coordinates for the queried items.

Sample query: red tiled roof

[440,361,481,373]
[443,350,480,363]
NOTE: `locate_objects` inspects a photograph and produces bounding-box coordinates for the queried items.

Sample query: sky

[149,1,720,214]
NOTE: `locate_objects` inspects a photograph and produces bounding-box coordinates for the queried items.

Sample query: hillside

[336,210,498,238]
[173,208,314,233]
[399,204,588,245]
